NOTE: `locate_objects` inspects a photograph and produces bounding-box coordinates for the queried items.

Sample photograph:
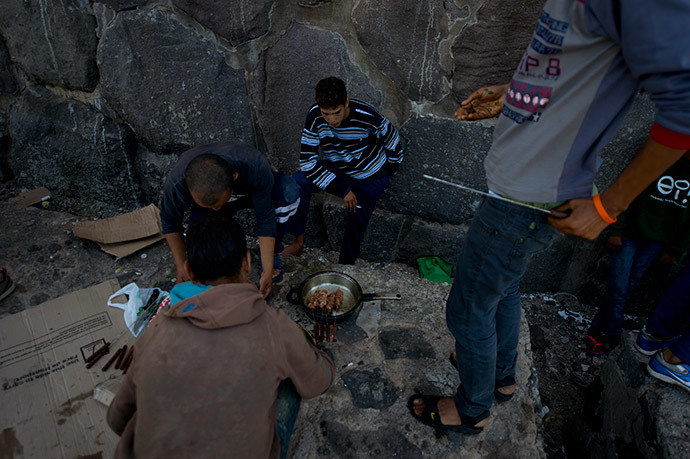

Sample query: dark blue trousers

[591,237,663,344]
[646,262,690,362]
[286,169,389,264]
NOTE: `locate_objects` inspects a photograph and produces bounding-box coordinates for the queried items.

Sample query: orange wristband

[592,194,617,224]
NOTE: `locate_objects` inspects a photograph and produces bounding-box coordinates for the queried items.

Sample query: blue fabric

[275,379,301,459]
[271,172,300,254]
[590,237,663,343]
[169,282,213,305]
[285,168,389,264]
[647,262,690,362]
[446,197,557,417]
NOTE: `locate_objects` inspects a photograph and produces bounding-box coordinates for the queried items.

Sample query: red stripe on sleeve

[650,122,690,150]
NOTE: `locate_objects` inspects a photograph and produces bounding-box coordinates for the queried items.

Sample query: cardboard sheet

[0,279,128,458]
[10,187,51,207]
[73,204,164,258]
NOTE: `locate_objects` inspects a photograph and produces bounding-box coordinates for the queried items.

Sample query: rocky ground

[1,183,685,458]
[521,265,678,457]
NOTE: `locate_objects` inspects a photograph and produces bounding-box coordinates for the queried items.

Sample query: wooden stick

[86,342,109,363]
[115,345,128,369]
[102,346,124,371]
[121,347,135,374]
[86,344,110,369]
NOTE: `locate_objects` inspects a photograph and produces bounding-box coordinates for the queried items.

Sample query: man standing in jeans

[409,0,690,434]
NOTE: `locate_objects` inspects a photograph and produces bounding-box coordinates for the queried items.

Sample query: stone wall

[0,0,656,294]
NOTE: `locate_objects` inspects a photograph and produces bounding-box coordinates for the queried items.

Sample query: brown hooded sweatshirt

[107,283,335,458]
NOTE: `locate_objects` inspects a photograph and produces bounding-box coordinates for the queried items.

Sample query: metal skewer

[422,174,554,214]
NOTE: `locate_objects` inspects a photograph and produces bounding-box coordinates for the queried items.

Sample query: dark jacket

[159,140,277,237]
[107,283,335,458]
[609,155,690,258]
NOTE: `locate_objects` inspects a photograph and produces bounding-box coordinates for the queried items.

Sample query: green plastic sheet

[416,256,453,284]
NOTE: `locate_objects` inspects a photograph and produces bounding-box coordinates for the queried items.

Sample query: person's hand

[343,191,358,212]
[175,266,192,284]
[259,271,272,299]
[658,252,676,265]
[455,84,509,121]
[547,197,611,240]
[606,236,622,252]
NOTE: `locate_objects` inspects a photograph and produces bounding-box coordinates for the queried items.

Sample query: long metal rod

[422,174,553,214]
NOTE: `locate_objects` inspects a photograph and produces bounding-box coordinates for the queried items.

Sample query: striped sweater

[299,98,404,197]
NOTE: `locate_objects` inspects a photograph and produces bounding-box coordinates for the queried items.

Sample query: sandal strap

[458,409,490,428]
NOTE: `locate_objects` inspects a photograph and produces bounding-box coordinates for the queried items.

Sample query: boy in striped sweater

[282,77,404,264]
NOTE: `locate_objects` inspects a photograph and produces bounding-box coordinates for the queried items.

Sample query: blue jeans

[446,197,557,417]
[275,379,301,459]
[590,237,662,343]
[647,262,690,362]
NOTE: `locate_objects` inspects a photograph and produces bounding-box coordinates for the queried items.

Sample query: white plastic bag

[107,282,168,337]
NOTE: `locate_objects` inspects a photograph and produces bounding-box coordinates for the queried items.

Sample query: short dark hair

[185,214,247,283]
[315,77,347,108]
[184,154,234,206]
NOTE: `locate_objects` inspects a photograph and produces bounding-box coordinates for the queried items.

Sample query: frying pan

[287,271,401,324]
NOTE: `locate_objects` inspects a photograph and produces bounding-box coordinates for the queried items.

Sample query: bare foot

[280,242,304,257]
[412,396,489,428]
[496,384,516,396]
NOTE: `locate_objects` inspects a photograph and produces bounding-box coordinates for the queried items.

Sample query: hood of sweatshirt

[163,283,266,330]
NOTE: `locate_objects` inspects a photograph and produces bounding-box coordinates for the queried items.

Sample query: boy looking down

[107,214,335,458]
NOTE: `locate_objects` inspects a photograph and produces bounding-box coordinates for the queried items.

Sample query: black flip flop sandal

[407,394,489,435]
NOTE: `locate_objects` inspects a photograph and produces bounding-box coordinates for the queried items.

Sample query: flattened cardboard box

[10,187,51,207]
[0,279,126,458]
[73,204,165,258]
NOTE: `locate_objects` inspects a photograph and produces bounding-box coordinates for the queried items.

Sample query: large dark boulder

[0,39,18,95]
[98,8,255,154]
[133,145,178,206]
[0,0,98,91]
[570,334,690,458]
[97,0,148,10]
[251,22,381,172]
[9,86,142,217]
[352,0,451,103]
[0,115,13,182]
[388,114,494,224]
[396,218,468,267]
[172,0,274,46]
[451,0,543,99]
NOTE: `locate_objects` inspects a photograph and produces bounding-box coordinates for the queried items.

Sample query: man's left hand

[547,197,610,240]
[343,191,358,212]
[259,271,272,299]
